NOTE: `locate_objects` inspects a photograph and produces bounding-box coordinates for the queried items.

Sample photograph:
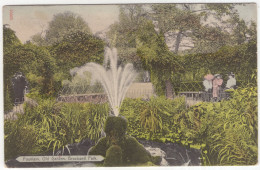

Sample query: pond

[5,138,201,167]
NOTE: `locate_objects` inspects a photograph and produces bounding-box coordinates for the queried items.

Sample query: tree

[151,4,202,53]
[3,26,22,111]
[31,33,45,46]
[106,5,148,70]
[107,4,256,97]
[107,5,185,98]
[180,40,257,85]
[4,26,61,108]
[50,31,105,78]
[31,11,91,45]
[4,42,60,98]
[150,4,239,54]
[22,44,59,96]
[247,21,257,42]
[226,14,254,45]
[136,21,184,97]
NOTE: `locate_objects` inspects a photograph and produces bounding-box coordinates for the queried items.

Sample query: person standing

[203,78,213,92]
[11,72,28,104]
[226,72,236,89]
[203,74,214,101]
[212,74,223,102]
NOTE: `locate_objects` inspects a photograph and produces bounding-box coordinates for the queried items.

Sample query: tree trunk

[165,30,182,99]
[174,30,183,53]
[165,80,174,99]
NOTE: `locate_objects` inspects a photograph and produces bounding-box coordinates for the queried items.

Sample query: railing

[177,80,247,92]
[176,81,204,92]
[178,90,233,104]
[56,81,246,104]
[57,93,108,104]
[57,83,155,103]
[59,85,101,96]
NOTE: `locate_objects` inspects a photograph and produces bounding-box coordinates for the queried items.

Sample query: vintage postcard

[2,1,258,168]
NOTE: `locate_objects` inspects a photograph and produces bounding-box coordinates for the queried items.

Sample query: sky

[2,4,257,43]
[3,5,120,43]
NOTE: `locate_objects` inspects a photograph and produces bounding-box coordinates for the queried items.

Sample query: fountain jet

[71,47,137,116]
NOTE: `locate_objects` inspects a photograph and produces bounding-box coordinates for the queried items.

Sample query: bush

[4,121,41,160]
[88,137,109,157]
[5,86,257,166]
[124,136,151,164]
[4,99,109,160]
[104,116,127,140]
[120,96,186,142]
[88,116,152,166]
[104,145,123,166]
[120,87,257,165]
[177,86,258,165]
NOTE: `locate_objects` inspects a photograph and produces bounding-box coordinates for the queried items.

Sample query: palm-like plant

[140,97,172,133]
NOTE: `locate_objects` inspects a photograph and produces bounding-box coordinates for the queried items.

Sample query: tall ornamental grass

[4,99,109,160]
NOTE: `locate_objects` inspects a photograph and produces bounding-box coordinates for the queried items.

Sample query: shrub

[120,96,186,142]
[124,136,151,164]
[88,137,109,157]
[104,145,123,166]
[4,99,109,160]
[88,116,152,166]
[177,87,258,165]
[104,116,127,139]
[4,121,41,160]
[120,87,257,165]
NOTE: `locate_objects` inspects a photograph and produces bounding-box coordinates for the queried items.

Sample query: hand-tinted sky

[3,4,257,43]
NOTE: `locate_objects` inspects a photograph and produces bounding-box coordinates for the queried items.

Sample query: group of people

[203,72,236,102]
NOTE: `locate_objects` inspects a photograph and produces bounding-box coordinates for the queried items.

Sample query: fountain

[70,47,137,116]
[5,47,201,167]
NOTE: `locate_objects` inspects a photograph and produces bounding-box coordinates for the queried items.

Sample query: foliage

[50,30,105,78]
[88,137,109,157]
[106,4,257,96]
[151,4,201,53]
[104,145,123,166]
[4,86,13,112]
[4,26,104,112]
[3,26,22,111]
[106,5,147,69]
[4,99,109,160]
[4,85,257,166]
[120,96,186,142]
[20,44,59,96]
[181,41,257,84]
[104,116,127,140]
[31,11,91,46]
[85,104,109,141]
[120,86,257,165]
[4,121,41,160]
[61,71,104,95]
[89,116,152,166]
[3,25,21,50]
[138,32,256,94]
[175,86,257,165]
[208,87,257,165]
[3,27,63,109]
[124,136,152,164]
[136,22,184,95]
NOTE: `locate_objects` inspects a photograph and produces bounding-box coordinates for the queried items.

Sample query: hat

[228,72,235,77]
[229,72,235,76]
[204,74,214,80]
